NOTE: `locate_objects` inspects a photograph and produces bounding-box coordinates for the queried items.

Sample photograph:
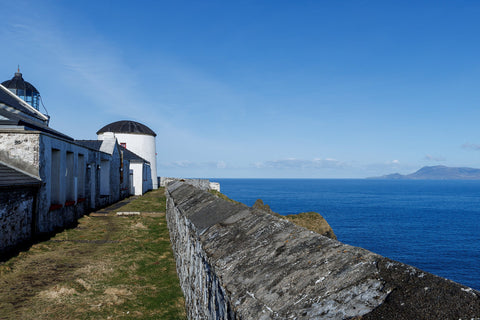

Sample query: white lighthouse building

[97,120,158,191]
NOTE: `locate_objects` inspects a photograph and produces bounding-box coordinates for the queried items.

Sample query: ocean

[214,179,480,291]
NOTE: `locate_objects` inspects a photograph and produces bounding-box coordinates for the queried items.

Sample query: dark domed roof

[2,72,39,94]
[96,120,156,137]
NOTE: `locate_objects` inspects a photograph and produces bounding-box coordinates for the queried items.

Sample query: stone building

[0,70,154,254]
[119,145,152,196]
[97,120,158,192]
[0,160,41,252]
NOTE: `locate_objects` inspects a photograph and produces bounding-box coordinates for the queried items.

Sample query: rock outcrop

[166,182,480,320]
[253,199,337,239]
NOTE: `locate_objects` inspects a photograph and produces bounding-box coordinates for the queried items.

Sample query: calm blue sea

[214,179,480,291]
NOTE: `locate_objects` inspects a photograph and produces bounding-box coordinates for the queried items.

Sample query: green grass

[117,189,167,212]
[0,187,186,320]
[208,189,244,205]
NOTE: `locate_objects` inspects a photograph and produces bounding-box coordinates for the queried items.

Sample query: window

[100,159,110,195]
[78,154,85,198]
[66,152,75,201]
[119,150,124,184]
[51,149,61,204]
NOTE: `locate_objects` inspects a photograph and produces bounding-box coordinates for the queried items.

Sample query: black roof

[75,140,104,151]
[97,120,156,137]
[2,72,39,94]
[75,140,149,163]
[0,161,42,188]
[0,85,46,122]
[0,109,72,141]
[119,145,149,163]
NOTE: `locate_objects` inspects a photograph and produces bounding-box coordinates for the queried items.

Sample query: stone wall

[160,177,220,191]
[166,182,480,320]
[0,187,37,254]
[0,131,40,177]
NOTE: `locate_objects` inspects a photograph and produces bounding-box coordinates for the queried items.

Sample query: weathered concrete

[0,188,37,254]
[166,182,480,320]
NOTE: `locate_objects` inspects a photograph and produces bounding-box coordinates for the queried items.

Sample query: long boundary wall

[166,182,480,320]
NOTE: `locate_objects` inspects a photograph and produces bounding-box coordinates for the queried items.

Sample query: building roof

[0,108,73,141]
[2,72,40,94]
[0,84,49,123]
[75,140,104,151]
[75,140,149,163]
[96,120,156,137]
[0,160,42,188]
[120,145,149,163]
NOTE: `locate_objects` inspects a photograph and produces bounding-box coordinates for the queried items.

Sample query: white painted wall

[130,162,144,195]
[98,132,157,189]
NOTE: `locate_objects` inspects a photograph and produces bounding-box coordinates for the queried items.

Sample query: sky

[2,0,480,178]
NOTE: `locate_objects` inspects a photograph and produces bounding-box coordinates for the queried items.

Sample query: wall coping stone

[167,182,480,319]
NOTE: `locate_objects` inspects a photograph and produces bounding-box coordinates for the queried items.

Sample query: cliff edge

[167,182,480,319]
[252,199,337,239]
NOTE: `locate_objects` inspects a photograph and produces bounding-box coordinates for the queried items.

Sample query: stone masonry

[0,131,40,177]
[0,188,37,254]
[166,182,480,320]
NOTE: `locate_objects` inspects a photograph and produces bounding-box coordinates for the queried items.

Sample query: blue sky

[2,0,480,178]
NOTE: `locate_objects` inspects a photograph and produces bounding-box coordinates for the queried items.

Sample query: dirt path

[0,190,186,319]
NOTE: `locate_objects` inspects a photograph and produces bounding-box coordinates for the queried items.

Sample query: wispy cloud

[3,7,224,138]
[12,24,158,118]
[424,154,446,161]
[462,143,480,151]
[252,158,346,169]
[364,159,417,174]
[159,160,229,169]
[1,7,236,148]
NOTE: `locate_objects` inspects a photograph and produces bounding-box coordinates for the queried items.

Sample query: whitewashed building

[97,120,158,191]
[0,70,153,254]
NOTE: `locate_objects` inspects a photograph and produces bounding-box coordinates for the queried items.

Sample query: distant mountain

[369,165,480,180]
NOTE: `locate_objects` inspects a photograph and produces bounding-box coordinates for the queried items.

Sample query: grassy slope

[215,195,337,239]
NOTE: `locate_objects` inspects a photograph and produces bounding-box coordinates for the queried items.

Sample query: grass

[116,190,167,212]
[252,199,337,239]
[0,187,186,320]
[283,212,337,239]
[0,186,336,319]
[211,192,337,239]
[208,189,243,205]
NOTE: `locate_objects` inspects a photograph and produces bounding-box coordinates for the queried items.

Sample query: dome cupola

[2,68,40,110]
[97,120,158,190]
[96,120,157,136]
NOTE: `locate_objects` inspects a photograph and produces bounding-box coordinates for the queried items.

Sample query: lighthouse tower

[2,68,41,110]
[97,120,158,189]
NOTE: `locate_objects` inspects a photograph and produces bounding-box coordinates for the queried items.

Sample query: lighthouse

[97,120,158,189]
[2,68,41,111]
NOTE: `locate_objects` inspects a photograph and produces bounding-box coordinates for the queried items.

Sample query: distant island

[369,165,480,180]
